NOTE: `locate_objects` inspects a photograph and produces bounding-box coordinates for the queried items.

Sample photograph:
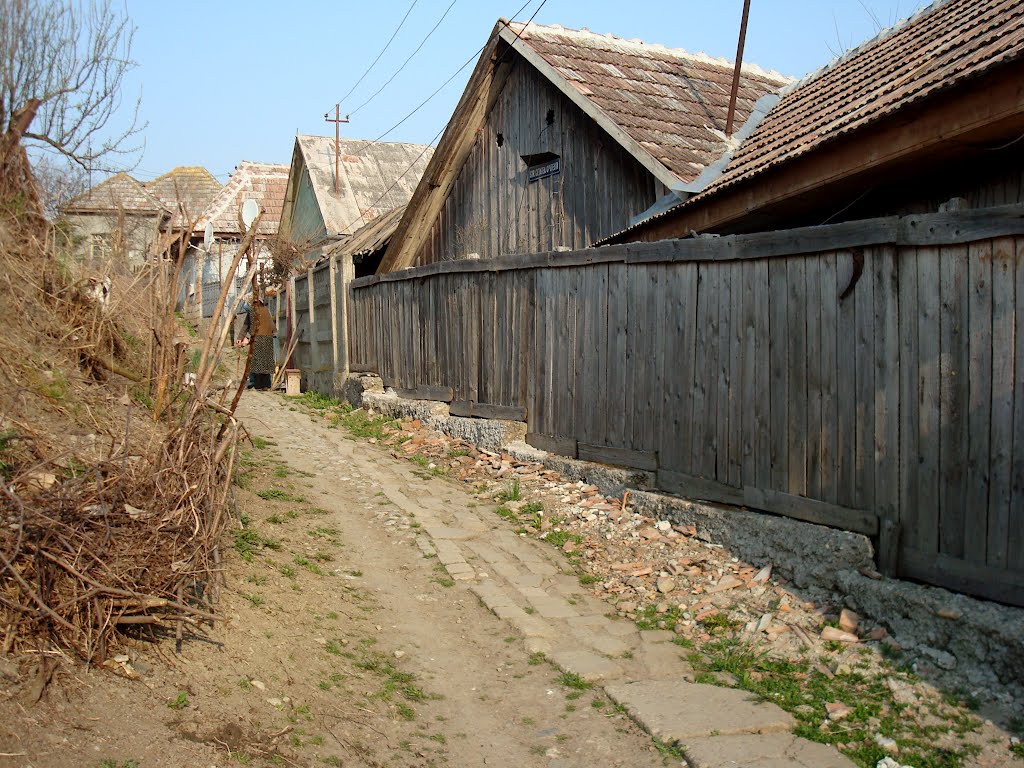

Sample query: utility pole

[725,0,752,138]
[324,105,350,195]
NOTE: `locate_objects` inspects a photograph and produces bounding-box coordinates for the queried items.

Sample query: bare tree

[30,154,88,217]
[0,0,143,188]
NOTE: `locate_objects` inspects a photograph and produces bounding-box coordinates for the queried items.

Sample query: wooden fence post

[307,267,318,374]
[329,254,339,376]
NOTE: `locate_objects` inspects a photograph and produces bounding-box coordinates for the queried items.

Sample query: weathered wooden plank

[805,255,823,500]
[474,402,528,422]
[653,265,671,459]
[1011,237,1024,570]
[715,263,731,484]
[451,401,527,422]
[898,205,1024,246]
[573,267,595,444]
[965,239,993,567]
[691,264,715,478]
[938,245,969,559]
[753,259,771,490]
[358,205,1024,287]
[898,247,920,568]
[854,248,875,511]
[742,487,878,537]
[468,273,481,405]
[916,246,942,557]
[835,250,858,507]
[526,432,578,458]
[900,547,1024,608]
[818,252,838,504]
[987,237,1015,569]
[768,258,789,493]
[396,386,454,403]
[520,270,535,410]
[740,259,757,487]
[607,263,628,448]
[577,443,658,472]
[663,263,696,469]
[727,260,743,487]
[874,246,901,575]
[560,267,580,439]
[527,269,546,435]
[593,265,611,444]
[787,257,807,496]
[657,469,746,508]
[623,265,645,449]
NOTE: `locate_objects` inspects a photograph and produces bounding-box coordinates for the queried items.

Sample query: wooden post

[328,253,340,375]
[324,105,350,196]
[337,253,355,378]
[307,267,318,375]
[287,274,297,370]
[725,0,752,137]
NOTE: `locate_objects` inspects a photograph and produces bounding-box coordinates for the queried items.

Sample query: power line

[349,0,461,118]
[335,0,549,235]
[364,0,540,147]
[331,0,419,112]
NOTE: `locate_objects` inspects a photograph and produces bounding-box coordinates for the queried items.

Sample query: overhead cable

[335,0,548,235]
[330,0,419,112]
[349,0,460,117]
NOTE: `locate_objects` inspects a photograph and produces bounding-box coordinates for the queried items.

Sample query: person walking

[238,295,276,390]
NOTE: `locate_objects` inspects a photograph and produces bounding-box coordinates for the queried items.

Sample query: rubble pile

[332,411,1024,768]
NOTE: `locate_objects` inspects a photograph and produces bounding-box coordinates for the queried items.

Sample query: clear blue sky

[114,0,926,183]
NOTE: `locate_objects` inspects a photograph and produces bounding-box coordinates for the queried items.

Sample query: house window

[89,233,112,260]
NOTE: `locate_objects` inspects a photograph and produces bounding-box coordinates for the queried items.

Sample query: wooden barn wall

[413,60,663,266]
[349,205,1024,606]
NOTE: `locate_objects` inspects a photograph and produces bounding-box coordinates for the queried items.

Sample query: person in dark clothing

[238,297,276,390]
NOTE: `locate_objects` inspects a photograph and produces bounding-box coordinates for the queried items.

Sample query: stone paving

[246,393,856,768]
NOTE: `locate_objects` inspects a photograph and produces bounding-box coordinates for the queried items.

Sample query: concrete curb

[362,390,526,451]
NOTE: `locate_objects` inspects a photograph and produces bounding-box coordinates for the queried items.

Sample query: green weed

[496,479,522,502]
[555,672,593,691]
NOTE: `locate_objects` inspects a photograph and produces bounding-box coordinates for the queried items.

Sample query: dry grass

[0,200,253,663]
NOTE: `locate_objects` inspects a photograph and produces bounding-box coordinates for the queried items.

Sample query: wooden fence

[346,205,1024,606]
[290,254,350,394]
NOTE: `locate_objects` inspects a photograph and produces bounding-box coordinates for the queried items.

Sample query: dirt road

[0,391,668,767]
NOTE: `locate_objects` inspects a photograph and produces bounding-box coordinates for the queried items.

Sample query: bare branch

[0,0,144,177]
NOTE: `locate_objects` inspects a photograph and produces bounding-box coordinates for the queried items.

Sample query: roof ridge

[296,134,435,148]
[507,19,791,84]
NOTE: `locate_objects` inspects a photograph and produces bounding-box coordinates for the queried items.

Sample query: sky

[106,0,928,184]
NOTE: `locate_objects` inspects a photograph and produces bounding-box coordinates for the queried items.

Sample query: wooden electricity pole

[324,105,350,195]
[725,0,752,138]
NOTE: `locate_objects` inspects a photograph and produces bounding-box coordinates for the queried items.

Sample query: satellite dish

[241,199,259,228]
[203,221,214,250]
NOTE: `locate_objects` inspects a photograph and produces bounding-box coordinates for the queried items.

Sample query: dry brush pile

[0,201,260,663]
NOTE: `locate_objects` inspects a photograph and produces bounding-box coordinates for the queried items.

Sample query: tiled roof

[197,161,290,236]
[62,172,167,215]
[295,136,434,236]
[701,0,1024,196]
[144,166,222,226]
[324,204,407,263]
[507,21,792,184]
